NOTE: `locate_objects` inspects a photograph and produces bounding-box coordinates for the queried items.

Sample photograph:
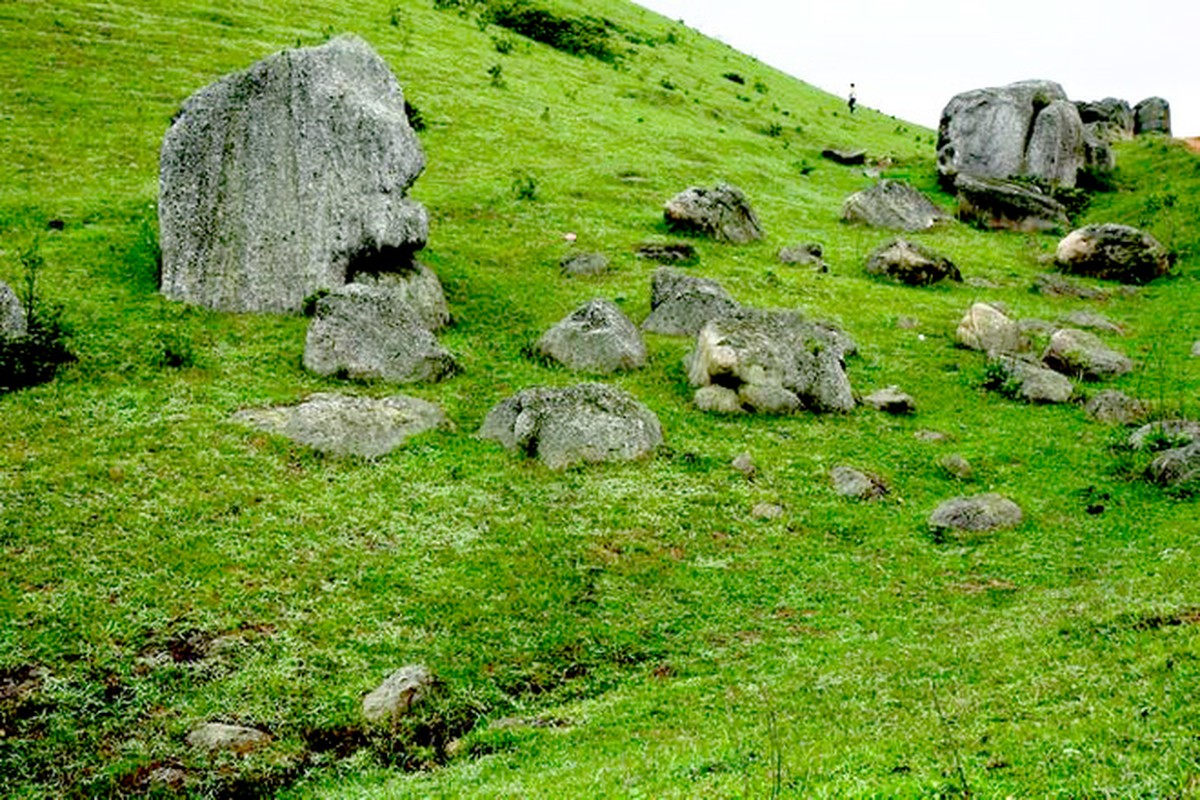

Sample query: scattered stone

[160,36,428,313]
[751,502,785,520]
[1129,420,1200,451]
[46,218,66,232]
[915,429,951,443]
[896,316,920,330]
[634,242,698,264]
[693,385,743,414]
[778,242,828,271]
[1032,273,1110,300]
[351,262,450,332]
[0,280,26,339]
[830,466,888,500]
[937,80,1083,189]
[489,716,572,731]
[1062,310,1122,334]
[233,393,447,458]
[479,383,663,469]
[865,238,962,286]
[929,493,1023,533]
[821,148,867,165]
[1134,97,1171,136]
[863,386,915,415]
[1017,318,1056,337]
[1055,224,1170,285]
[939,453,974,480]
[560,251,610,276]
[988,356,1075,404]
[537,299,646,373]
[1146,443,1200,490]
[841,180,950,231]
[1084,390,1146,425]
[731,452,757,480]
[1041,328,1133,381]
[303,284,457,384]
[686,308,855,415]
[641,267,739,336]
[954,174,1070,232]
[146,766,188,792]
[363,665,437,725]
[186,723,271,755]
[663,183,763,243]
[1192,341,1200,358]
[956,302,1026,357]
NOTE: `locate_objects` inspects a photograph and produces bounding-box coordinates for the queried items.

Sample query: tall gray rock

[937,80,1085,188]
[1134,97,1171,135]
[160,36,428,313]
[0,280,26,339]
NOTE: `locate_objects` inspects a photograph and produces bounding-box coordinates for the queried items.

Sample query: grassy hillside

[1,0,1198,797]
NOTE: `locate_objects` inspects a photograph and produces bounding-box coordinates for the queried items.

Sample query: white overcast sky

[633,0,1196,136]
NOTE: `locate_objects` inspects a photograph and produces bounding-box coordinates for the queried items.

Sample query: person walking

[848,83,857,114]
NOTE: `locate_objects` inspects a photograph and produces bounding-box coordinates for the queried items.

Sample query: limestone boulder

[232,393,448,458]
[987,356,1074,404]
[686,308,855,415]
[1055,224,1170,284]
[1075,98,1134,141]
[863,386,915,415]
[363,665,438,725]
[929,493,1023,533]
[956,302,1026,357]
[160,36,428,313]
[831,465,888,500]
[663,183,763,243]
[351,263,450,332]
[479,383,663,469]
[303,284,457,383]
[1042,328,1133,381]
[641,267,739,336]
[560,252,610,276]
[537,299,646,373]
[865,239,962,286]
[841,180,950,231]
[0,280,25,339]
[1134,97,1171,135]
[1025,99,1087,186]
[778,242,828,271]
[955,174,1069,233]
[1084,390,1146,425]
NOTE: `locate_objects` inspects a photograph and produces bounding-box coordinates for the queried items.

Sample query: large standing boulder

[937,80,1084,189]
[663,183,763,243]
[1134,97,1171,135]
[865,239,962,286]
[1055,224,1170,284]
[232,393,448,458]
[954,174,1070,232]
[641,267,739,336]
[840,180,950,231]
[303,284,457,383]
[0,280,25,339]
[956,302,1026,357]
[480,383,662,469]
[159,36,428,313]
[686,308,855,414]
[537,299,646,373]
[1042,328,1133,380]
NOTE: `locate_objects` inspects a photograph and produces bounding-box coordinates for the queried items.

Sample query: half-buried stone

[929,493,1023,533]
[1055,224,1170,284]
[986,356,1074,404]
[686,308,855,415]
[642,267,740,336]
[1041,328,1133,381]
[840,179,950,231]
[865,239,962,286]
[663,183,763,243]
[537,299,646,373]
[479,383,663,469]
[0,280,26,339]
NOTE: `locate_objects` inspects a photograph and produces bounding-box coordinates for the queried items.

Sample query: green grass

[1,0,1198,797]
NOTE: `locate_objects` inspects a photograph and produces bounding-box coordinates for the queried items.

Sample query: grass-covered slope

[1,1,1198,796]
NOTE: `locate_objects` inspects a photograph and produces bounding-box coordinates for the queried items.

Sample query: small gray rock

[363,665,437,725]
[1146,443,1200,489]
[694,385,743,414]
[956,302,1025,357]
[560,252,610,276]
[1032,273,1111,300]
[988,356,1075,404]
[1130,420,1200,451]
[939,453,974,480]
[1055,224,1170,284]
[929,493,1022,533]
[634,242,697,264]
[0,280,25,339]
[778,242,828,271]
[865,239,962,286]
[186,723,271,755]
[751,502,785,520]
[1084,390,1145,425]
[1191,341,1200,358]
[731,452,757,480]
[1062,310,1122,334]
[1042,328,1133,381]
[642,267,739,336]
[863,386,915,415]
[233,393,447,458]
[830,465,888,500]
[537,299,646,373]
[915,429,951,443]
[841,180,950,231]
[663,183,763,243]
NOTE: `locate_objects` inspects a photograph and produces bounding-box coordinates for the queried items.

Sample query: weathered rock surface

[363,665,437,725]
[1042,328,1133,380]
[160,36,428,313]
[1147,443,1200,489]
[1084,390,1145,425]
[1062,310,1122,334]
[634,242,697,264]
[303,284,456,383]
[1055,224,1170,284]
[233,393,447,458]
[831,465,888,500]
[929,493,1023,532]
[822,148,867,165]
[955,174,1070,232]
[686,308,854,414]
[641,267,739,336]
[351,263,450,332]
[751,502,785,520]
[1032,272,1138,301]
[841,180,950,231]
[1192,341,1200,358]
[731,452,757,480]
[939,453,974,480]
[560,252,610,276]
[988,356,1074,404]
[1134,97,1171,135]
[863,386,915,415]
[956,302,1026,357]
[479,383,663,469]
[186,723,271,755]
[1130,420,1200,451]
[0,280,26,339]
[937,80,1084,188]
[865,239,962,286]
[1076,98,1134,141]
[663,183,763,243]
[537,299,646,373]
[778,242,828,271]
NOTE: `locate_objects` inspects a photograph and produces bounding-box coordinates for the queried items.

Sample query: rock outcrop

[186,723,272,755]
[663,183,763,243]
[1055,224,1170,284]
[641,267,739,336]
[865,239,962,286]
[537,299,646,373]
[160,36,428,313]
[841,180,950,231]
[1134,97,1171,135]
[954,174,1070,232]
[1076,98,1134,141]
[479,383,663,469]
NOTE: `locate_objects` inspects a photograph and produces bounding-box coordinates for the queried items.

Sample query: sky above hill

[635,0,1196,136]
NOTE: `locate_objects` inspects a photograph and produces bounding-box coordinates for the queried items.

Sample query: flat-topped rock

[560,252,610,276]
[955,174,1070,232]
[863,386,915,415]
[186,723,271,755]
[987,356,1074,404]
[1042,328,1133,381]
[1084,390,1145,425]
[822,148,867,165]
[929,493,1023,533]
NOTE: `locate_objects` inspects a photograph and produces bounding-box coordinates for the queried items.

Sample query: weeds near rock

[0,240,74,393]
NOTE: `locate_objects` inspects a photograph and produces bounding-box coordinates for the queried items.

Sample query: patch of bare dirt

[1184,137,1200,154]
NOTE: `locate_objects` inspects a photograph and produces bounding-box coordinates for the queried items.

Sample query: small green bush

[0,242,74,393]
[485,2,619,63]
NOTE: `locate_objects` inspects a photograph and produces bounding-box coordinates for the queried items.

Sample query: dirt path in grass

[1184,137,1200,154]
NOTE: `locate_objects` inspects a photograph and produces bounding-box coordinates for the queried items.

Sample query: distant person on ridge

[848,83,857,114]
